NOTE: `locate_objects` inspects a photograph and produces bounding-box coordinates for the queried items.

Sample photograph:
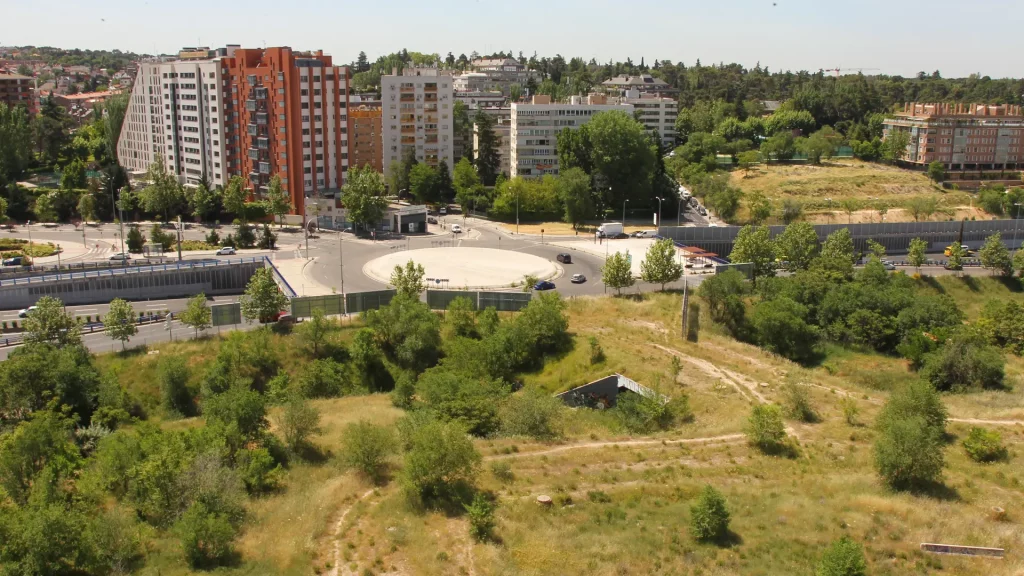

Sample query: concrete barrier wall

[0,261,262,308]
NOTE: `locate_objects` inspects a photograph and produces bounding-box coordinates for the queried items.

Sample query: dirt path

[485,433,746,461]
[653,344,769,404]
[329,488,375,576]
[949,418,1024,426]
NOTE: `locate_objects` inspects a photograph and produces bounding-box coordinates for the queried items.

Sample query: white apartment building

[510,95,632,178]
[605,90,677,149]
[381,68,454,178]
[117,56,232,187]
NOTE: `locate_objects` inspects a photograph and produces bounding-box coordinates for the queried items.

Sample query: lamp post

[116,187,126,261]
[1013,202,1023,256]
[655,197,664,229]
[515,190,519,234]
[622,199,629,227]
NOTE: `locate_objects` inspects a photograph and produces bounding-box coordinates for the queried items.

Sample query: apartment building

[600,74,677,97]
[222,47,350,211]
[0,71,35,114]
[473,106,512,176]
[883,102,1023,170]
[350,104,383,172]
[591,91,677,149]
[453,58,541,96]
[117,57,230,187]
[381,68,454,178]
[510,95,632,178]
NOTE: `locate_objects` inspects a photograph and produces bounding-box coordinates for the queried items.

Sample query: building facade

[510,95,632,178]
[600,74,677,96]
[349,104,383,172]
[883,102,1023,170]
[381,68,454,178]
[117,58,230,187]
[593,91,677,149]
[0,72,35,114]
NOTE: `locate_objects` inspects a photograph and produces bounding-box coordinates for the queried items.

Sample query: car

[698,206,708,216]
[109,253,131,261]
[427,216,438,224]
[570,273,586,283]
[690,197,699,207]
[556,253,572,264]
[216,246,236,256]
[881,260,897,271]
[533,280,556,291]
[944,244,971,257]
[17,306,38,318]
[2,256,24,266]
[636,230,659,238]
[276,313,296,326]
[450,224,462,234]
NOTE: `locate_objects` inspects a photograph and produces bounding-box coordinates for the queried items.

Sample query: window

[277,72,284,81]
[315,153,323,160]
[303,153,311,161]
[278,88,284,95]
[300,76,308,82]
[313,89,321,96]
[301,102,309,109]
[279,114,286,120]
[313,75,320,82]
[314,115,322,122]
[302,115,310,122]
[301,89,308,96]
[304,167,312,174]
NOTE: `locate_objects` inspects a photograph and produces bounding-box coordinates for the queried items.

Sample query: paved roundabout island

[363,247,560,289]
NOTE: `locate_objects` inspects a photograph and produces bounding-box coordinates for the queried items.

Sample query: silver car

[216,246,237,256]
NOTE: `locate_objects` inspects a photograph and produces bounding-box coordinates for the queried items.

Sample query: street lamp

[116,187,127,260]
[655,197,664,229]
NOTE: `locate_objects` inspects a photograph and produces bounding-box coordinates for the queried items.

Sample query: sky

[5,0,1023,79]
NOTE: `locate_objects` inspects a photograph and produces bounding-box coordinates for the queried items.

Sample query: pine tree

[474,110,501,186]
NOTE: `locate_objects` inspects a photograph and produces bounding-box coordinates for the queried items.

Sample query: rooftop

[57,89,123,101]
[0,72,32,80]
[894,102,1023,119]
[601,74,672,89]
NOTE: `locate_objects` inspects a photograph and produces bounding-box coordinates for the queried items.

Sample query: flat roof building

[350,104,383,172]
[0,72,35,114]
[381,68,455,178]
[601,74,677,96]
[883,102,1023,170]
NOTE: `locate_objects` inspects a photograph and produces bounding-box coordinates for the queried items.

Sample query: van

[636,230,659,238]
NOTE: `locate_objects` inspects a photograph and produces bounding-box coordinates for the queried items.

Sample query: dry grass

[731,160,975,223]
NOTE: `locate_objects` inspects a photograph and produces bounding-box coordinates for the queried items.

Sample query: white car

[216,246,237,256]
[635,230,659,238]
[18,305,38,318]
[881,260,896,271]
[109,252,131,261]
[450,224,462,234]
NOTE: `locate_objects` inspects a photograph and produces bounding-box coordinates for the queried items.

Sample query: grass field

[96,285,1024,576]
[730,160,979,224]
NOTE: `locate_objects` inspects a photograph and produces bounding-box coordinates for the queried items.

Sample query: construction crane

[822,67,880,78]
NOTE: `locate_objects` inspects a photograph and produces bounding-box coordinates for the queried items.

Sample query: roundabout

[363,247,560,289]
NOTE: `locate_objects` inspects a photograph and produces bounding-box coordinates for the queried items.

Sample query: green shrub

[401,418,480,505]
[873,415,944,490]
[587,490,612,503]
[390,372,416,409]
[816,536,867,576]
[490,460,514,483]
[614,389,689,434]
[840,398,859,426]
[237,447,282,495]
[298,358,351,398]
[962,427,1007,463]
[158,356,194,417]
[746,404,787,454]
[340,421,397,484]
[205,229,221,245]
[782,383,817,423]
[416,368,507,437]
[464,493,496,542]
[498,388,565,440]
[588,336,605,364]
[689,485,730,542]
[920,331,1005,391]
[175,502,237,569]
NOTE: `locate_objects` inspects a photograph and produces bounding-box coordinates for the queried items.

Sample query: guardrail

[0,259,160,279]
[0,312,171,348]
[263,256,297,298]
[0,257,264,287]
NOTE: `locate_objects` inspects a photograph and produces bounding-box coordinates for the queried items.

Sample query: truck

[597,222,623,238]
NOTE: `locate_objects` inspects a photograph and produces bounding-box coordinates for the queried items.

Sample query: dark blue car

[533,280,556,291]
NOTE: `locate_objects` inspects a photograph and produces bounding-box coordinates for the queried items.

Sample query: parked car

[690,197,699,207]
[216,246,237,256]
[943,244,972,257]
[450,224,462,234]
[109,253,131,261]
[17,306,38,318]
[276,313,296,326]
[427,216,438,224]
[2,256,24,266]
[630,231,643,237]
[533,280,556,291]
[697,206,707,216]
[636,230,659,238]
[556,253,572,264]
[570,273,586,283]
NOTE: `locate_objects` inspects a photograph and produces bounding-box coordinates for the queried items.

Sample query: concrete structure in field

[883,102,1023,171]
[601,74,677,96]
[349,104,383,172]
[510,95,632,178]
[117,45,351,214]
[474,106,512,177]
[556,374,663,408]
[381,68,454,178]
[0,71,35,114]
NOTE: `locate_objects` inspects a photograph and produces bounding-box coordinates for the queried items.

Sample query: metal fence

[345,290,396,314]
[426,290,478,311]
[0,256,265,287]
[659,219,1024,259]
[211,303,242,326]
[291,295,345,318]
[478,291,533,312]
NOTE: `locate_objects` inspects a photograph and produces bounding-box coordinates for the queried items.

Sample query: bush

[464,493,497,542]
[876,380,947,436]
[158,356,194,417]
[401,418,480,505]
[746,404,787,454]
[490,461,514,483]
[498,388,565,440]
[816,536,867,576]
[205,229,221,245]
[840,398,859,426]
[176,502,237,569]
[920,331,1005,391]
[588,336,605,364]
[236,447,282,495]
[874,415,944,490]
[751,297,819,363]
[689,485,730,542]
[782,383,817,423]
[416,368,508,437]
[340,421,397,484]
[277,394,322,453]
[298,358,351,398]
[962,427,1007,463]
[615,390,689,434]
[391,372,416,409]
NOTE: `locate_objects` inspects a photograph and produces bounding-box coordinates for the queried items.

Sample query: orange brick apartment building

[349,104,383,172]
[0,72,35,114]
[883,102,1023,171]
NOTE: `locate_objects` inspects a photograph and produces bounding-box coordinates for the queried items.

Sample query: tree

[751,297,819,363]
[498,388,565,440]
[264,175,292,227]
[946,242,965,272]
[340,421,397,483]
[815,228,856,279]
[962,426,1007,463]
[159,356,194,417]
[102,91,130,163]
[747,192,772,225]
[908,237,928,272]
[452,157,481,202]
[436,161,454,203]
[139,160,184,220]
[1016,250,1024,278]
[298,307,331,357]
[364,294,441,371]
[817,536,868,576]
[640,238,683,290]
[125,225,145,253]
[76,192,96,223]
[689,485,730,542]
[979,233,1012,276]
[464,493,497,542]
[0,410,82,505]
[556,125,594,175]
[390,259,426,298]
[839,199,861,224]
[401,417,480,504]
[342,165,388,232]
[61,158,87,189]
[588,110,657,207]
[22,296,82,348]
[760,132,795,163]
[906,196,938,222]
[874,415,944,490]
[442,296,478,340]
[601,251,635,295]
[746,404,787,454]
[920,330,1004,391]
[221,175,248,222]
[780,199,803,224]
[797,127,837,164]
[186,181,218,223]
[737,150,761,172]
[240,267,288,323]
[729,225,775,284]
[408,163,440,204]
[556,167,594,230]
[883,129,910,164]
[277,393,322,453]
[474,110,501,185]
[176,502,237,569]
[774,222,819,272]
[180,293,212,337]
[105,298,138,350]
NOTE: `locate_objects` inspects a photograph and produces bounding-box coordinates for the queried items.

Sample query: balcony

[248,148,260,160]
[249,172,260,184]
[424,93,437,102]
[256,112,268,125]
[401,125,416,134]
[247,123,258,136]
[423,83,437,92]
[401,136,415,144]
[245,99,257,111]
[256,137,269,149]
[252,87,268,99]
[399,94,415,102]
[259,162,271,174]
[399,84,415,93]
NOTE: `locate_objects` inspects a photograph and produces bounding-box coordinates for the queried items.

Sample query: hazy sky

[6,0,1022,78]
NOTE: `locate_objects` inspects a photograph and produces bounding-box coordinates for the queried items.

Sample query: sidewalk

[272,257,335,297]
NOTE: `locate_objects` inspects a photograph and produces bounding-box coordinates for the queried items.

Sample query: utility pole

[656,197,664,230]
[176,216,183,262]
